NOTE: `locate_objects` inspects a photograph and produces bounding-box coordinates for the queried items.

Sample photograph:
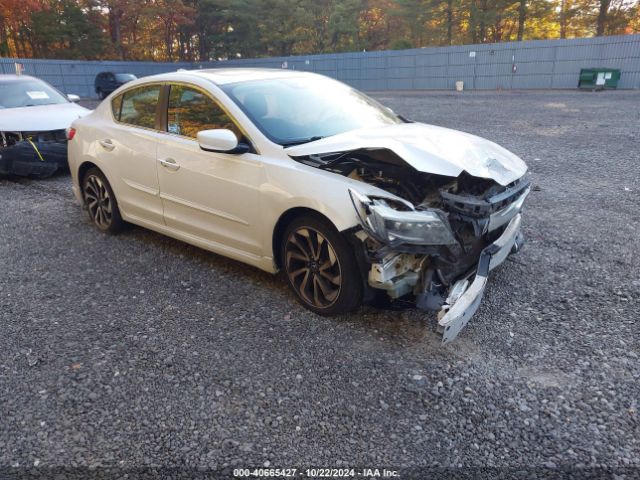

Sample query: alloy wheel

[84,174,112,229]
[284,227,342,308]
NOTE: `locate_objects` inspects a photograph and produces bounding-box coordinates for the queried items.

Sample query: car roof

[0,74,39,83]
[158,68,322,86]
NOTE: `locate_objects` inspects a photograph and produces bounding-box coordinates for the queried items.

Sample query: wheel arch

[77,161,101,192]
[272,207,340,270]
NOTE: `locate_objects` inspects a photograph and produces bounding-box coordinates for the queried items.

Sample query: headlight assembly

[349,189,458,246]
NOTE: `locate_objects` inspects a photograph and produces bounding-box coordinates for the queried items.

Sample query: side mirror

[197,129,249,154]
[67,94,81,103]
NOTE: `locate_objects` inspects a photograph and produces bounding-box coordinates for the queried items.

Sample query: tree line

[1,0,638,61]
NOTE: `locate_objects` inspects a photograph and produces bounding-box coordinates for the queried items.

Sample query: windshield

[221,76,402,146]
[115,73,137,82]
[0,78,69,109]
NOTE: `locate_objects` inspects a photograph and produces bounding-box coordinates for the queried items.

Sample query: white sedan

[0,74,89,177]
[68,68,530,343]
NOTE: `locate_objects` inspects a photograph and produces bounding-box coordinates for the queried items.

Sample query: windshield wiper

[281,136,325,147]
[22,102,61,108]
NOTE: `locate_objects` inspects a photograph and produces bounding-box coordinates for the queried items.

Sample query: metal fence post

[59,63,67,94]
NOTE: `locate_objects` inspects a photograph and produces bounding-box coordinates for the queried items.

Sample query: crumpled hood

[286,122,528,186]
[0,102,90,132]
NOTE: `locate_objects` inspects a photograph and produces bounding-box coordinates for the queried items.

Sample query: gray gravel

[1,90,639,477]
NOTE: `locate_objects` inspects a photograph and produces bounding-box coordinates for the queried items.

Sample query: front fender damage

[340,160,530,343]
[289,134,530,342]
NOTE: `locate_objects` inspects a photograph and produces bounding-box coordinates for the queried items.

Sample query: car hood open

[0,102,90,132]
[285,122,528,186]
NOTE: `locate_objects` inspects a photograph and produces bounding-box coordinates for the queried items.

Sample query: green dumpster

[578,68,621,90]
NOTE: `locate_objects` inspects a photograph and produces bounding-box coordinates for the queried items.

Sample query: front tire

[82,168,124,234]
[282,215,363,316]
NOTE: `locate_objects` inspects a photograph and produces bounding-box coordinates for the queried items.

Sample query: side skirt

[121,211,277,274]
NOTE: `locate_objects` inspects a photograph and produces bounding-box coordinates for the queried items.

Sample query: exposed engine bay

[292,147,530,325]
[0,129,68,178]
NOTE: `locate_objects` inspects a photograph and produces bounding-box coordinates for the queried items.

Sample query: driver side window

[167,85,241,140]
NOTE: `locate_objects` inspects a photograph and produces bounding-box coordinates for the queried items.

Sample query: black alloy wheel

[82,167,124,234]
[282,215,362,315]
[285,226,342,308]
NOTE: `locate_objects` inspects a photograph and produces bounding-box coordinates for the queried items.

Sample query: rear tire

[281,215,363,316]
[82,167,124,234]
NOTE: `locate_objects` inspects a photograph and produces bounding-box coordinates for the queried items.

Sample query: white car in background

[0,74,89,177]
[68,69,530,343]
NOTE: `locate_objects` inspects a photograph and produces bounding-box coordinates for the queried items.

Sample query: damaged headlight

[349,189,457,246]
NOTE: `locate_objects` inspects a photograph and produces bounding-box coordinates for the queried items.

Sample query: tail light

[66,127,76,140]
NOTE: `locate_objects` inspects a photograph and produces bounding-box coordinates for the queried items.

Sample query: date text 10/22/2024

[233,468,400,478]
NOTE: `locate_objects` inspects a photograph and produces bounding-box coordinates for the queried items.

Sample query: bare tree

[517,0,526,40]
[596,0,611,35]
[559,0,568,38]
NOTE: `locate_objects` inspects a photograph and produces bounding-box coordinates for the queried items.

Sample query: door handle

[159,158,180,171]
[99,139,115,151]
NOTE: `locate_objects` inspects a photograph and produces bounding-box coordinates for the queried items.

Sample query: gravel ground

[1,90,639,479]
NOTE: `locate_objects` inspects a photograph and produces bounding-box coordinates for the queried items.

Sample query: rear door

[156,83,264,256]
[95,84,165,225]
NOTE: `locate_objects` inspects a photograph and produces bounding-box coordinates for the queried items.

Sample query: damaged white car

[0,74,89,177]
[68,69,529,343]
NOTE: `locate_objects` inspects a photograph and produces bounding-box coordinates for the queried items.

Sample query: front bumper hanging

[437,214,524,344]
[0,131,68,178]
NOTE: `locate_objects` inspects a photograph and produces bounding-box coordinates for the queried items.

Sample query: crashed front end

[0,129,68,178]
[348,172,530,343]
[286,121,531,342]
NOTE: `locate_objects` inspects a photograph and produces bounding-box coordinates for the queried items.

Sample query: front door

[156,84,264,256]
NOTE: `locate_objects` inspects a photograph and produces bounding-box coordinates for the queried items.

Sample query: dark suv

[94,72,137,99]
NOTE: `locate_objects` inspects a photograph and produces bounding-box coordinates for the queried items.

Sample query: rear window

[114,85,161,129]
